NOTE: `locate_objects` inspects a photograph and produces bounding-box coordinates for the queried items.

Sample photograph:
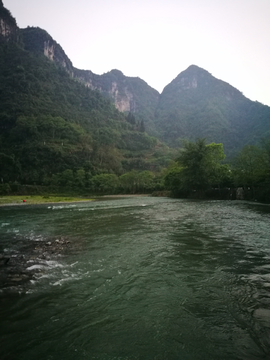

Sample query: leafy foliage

[164,139,230,197]
[119,170,155,194]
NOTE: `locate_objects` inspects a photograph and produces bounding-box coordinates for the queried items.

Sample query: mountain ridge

[20,26,159,124]
[1,1,270,158]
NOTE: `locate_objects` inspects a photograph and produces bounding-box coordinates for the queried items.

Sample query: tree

[0,152,20,182]
[232,145,265,187]
[260,138,270,184]
[91,173,119,194]
[137,171,154,192]
[139,120,145,132]
[74,168,86,189]
[164,165,184,197]
[59,169,74,188]
[119,170,139,194]
[174,138,227,196]
[126,112,136,125]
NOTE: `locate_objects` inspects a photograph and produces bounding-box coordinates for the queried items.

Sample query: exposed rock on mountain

[0,1,19,42]
[21,27,74,75]
[20,27,159,129]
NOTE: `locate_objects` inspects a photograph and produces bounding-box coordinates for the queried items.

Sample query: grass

[0,195,94,205]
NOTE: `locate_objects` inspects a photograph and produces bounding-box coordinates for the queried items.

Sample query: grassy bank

[0,195,94,206]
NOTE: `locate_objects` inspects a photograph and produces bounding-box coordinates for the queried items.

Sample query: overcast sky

[4,0,270,106]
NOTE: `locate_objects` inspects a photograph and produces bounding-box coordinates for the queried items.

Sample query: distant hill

[154,65,270,156]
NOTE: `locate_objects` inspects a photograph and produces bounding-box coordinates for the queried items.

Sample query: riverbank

[0,195,94,206]
[0,194,153,207]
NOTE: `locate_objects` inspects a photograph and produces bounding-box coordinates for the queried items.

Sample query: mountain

[154,65,270,156]
[20,26,159,133]
[0,2,165,186]
[20,25,270,157]
[1,0,270,187]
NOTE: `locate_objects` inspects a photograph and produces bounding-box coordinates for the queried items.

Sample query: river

[1,196,270,359]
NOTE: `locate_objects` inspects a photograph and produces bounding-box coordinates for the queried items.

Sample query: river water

[1,196,270,359]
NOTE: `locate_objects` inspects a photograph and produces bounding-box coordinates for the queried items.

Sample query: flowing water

[1,196,270,359]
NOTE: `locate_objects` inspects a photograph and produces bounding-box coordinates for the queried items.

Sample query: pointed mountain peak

[173,65,213,87]
[185,64,207,71]
[163,64,240,96]
[182,64,212,76]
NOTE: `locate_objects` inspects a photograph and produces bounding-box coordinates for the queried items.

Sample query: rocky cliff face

[21,27,74,76]
[73,66,159,116]
[90,70,140,113]
[108,81,134,112]
[73,68,136,112]
[0,2,19,42]
[20,27,159,121]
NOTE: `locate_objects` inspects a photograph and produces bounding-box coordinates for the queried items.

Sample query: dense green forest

[163,138,270,202]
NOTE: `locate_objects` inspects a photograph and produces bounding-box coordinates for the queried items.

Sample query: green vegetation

[163,137,270,202]
[231,139,270,202]
[164,139,231,197]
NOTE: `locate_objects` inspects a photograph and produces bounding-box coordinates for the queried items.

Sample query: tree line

[0,169,161,195]
[164,138,270,202]
[1,137,270,203]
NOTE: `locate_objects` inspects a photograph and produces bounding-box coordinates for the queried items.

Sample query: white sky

[4,0,270,106]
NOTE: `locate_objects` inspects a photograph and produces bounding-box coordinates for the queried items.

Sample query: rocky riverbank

[0,234,83,293]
